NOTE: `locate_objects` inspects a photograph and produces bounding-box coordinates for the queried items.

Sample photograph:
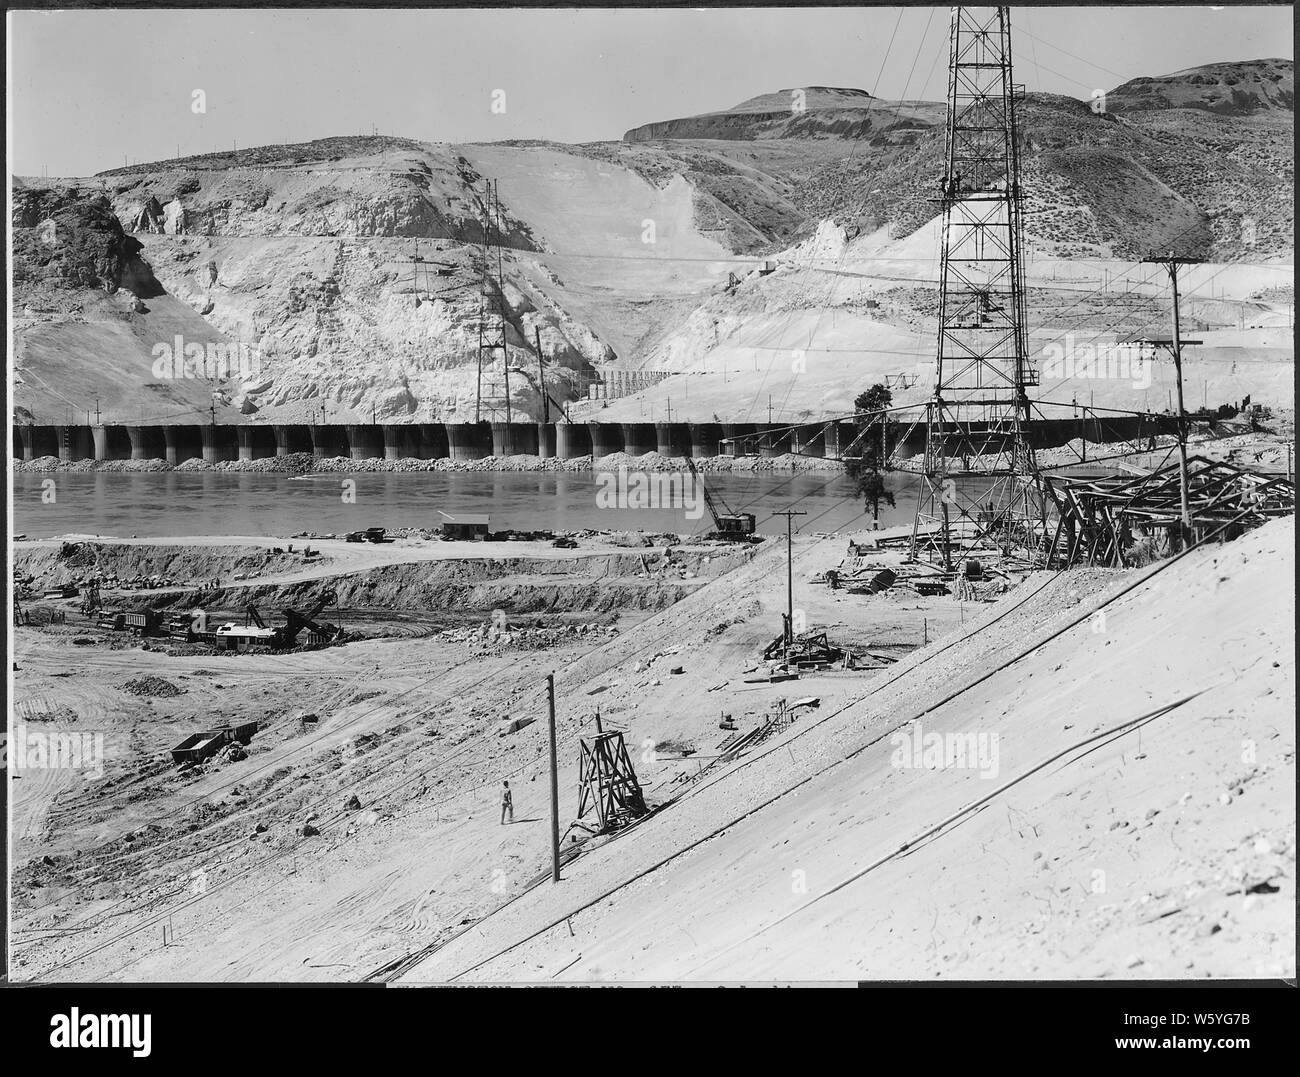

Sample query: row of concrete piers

[11,420,863,465]
[11,415,1174,466]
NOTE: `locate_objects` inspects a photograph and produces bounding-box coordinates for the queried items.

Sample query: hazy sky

[6,6,1294,176]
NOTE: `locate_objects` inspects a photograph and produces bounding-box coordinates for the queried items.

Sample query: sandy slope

[458,143,736,361]
[575,218,1293,422]
[405,517,1295,982]
[12,517,1292,982]
[14,291,244,425]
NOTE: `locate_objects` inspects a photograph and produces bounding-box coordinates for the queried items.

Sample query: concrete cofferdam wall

[621,422,658,456]
[10,417,1180,465]
[588,422,624,457]
[885,414,1182,459]
[555,422,591,459]
[656,422,693,457]
[690,422,723,458]
[445,422,493,461]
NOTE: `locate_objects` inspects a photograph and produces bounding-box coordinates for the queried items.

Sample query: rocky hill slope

[12,183,243,425]
[10,61,1291,426]
[1107,57,1293,115]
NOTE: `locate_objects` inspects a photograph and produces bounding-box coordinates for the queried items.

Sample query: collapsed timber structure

[1043,456,1295,566]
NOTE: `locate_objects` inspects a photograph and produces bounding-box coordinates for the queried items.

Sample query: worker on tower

[500,780,513,825]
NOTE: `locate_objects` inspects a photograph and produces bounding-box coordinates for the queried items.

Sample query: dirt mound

[119,676,185,697]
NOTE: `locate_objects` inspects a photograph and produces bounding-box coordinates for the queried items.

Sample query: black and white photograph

[4,0,1295,1025]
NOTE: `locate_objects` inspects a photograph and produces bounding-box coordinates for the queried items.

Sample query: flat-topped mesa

[620,86,936,142]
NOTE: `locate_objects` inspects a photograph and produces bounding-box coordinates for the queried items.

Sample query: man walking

[500,780,513,825]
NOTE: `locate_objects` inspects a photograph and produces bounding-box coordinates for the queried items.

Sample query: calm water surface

[12,470,956,539]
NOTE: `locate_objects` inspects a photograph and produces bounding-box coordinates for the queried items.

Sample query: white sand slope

[407,516,1295,982]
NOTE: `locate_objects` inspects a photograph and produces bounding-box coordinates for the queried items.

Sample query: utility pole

[1142,255,1199,541]
[546,673,561,884]
[771,509,807,659]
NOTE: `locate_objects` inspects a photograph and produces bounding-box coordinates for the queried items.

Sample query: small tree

[856,469,896,530]
[847,383,895,528]
[853,383,893,424]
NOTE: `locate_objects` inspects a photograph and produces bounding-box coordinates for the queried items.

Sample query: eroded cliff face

[15,140,622,424]
[12,185,164,299]
[11,182,244,425]
[135,232,615,421]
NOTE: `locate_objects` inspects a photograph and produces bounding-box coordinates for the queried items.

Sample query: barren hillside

[10,61,1292,426]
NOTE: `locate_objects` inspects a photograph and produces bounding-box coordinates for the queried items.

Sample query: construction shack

[441,513,490,541]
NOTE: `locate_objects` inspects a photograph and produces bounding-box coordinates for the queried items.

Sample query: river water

[11,469,962,539]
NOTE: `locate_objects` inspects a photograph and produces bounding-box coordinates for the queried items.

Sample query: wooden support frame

[576,730,647,833]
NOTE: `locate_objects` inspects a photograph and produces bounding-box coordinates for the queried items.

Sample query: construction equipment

[97,608,126,631]
[80,580,102,618]
[123,609,163,636]
[279,590,344,647]
[845,568,897,595]
[164,592,344,650]
[762,630,844,668]
[170,721,259,766]
[166,614,199,641]
[685,456,757,539]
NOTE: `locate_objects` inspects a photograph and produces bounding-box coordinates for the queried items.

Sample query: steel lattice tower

[911,6,1046,568]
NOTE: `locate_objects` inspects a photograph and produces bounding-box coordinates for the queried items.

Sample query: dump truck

[169,721,259,765]
[124,609,163,636]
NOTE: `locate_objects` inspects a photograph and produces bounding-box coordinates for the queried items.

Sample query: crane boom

[685,457,756,538]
